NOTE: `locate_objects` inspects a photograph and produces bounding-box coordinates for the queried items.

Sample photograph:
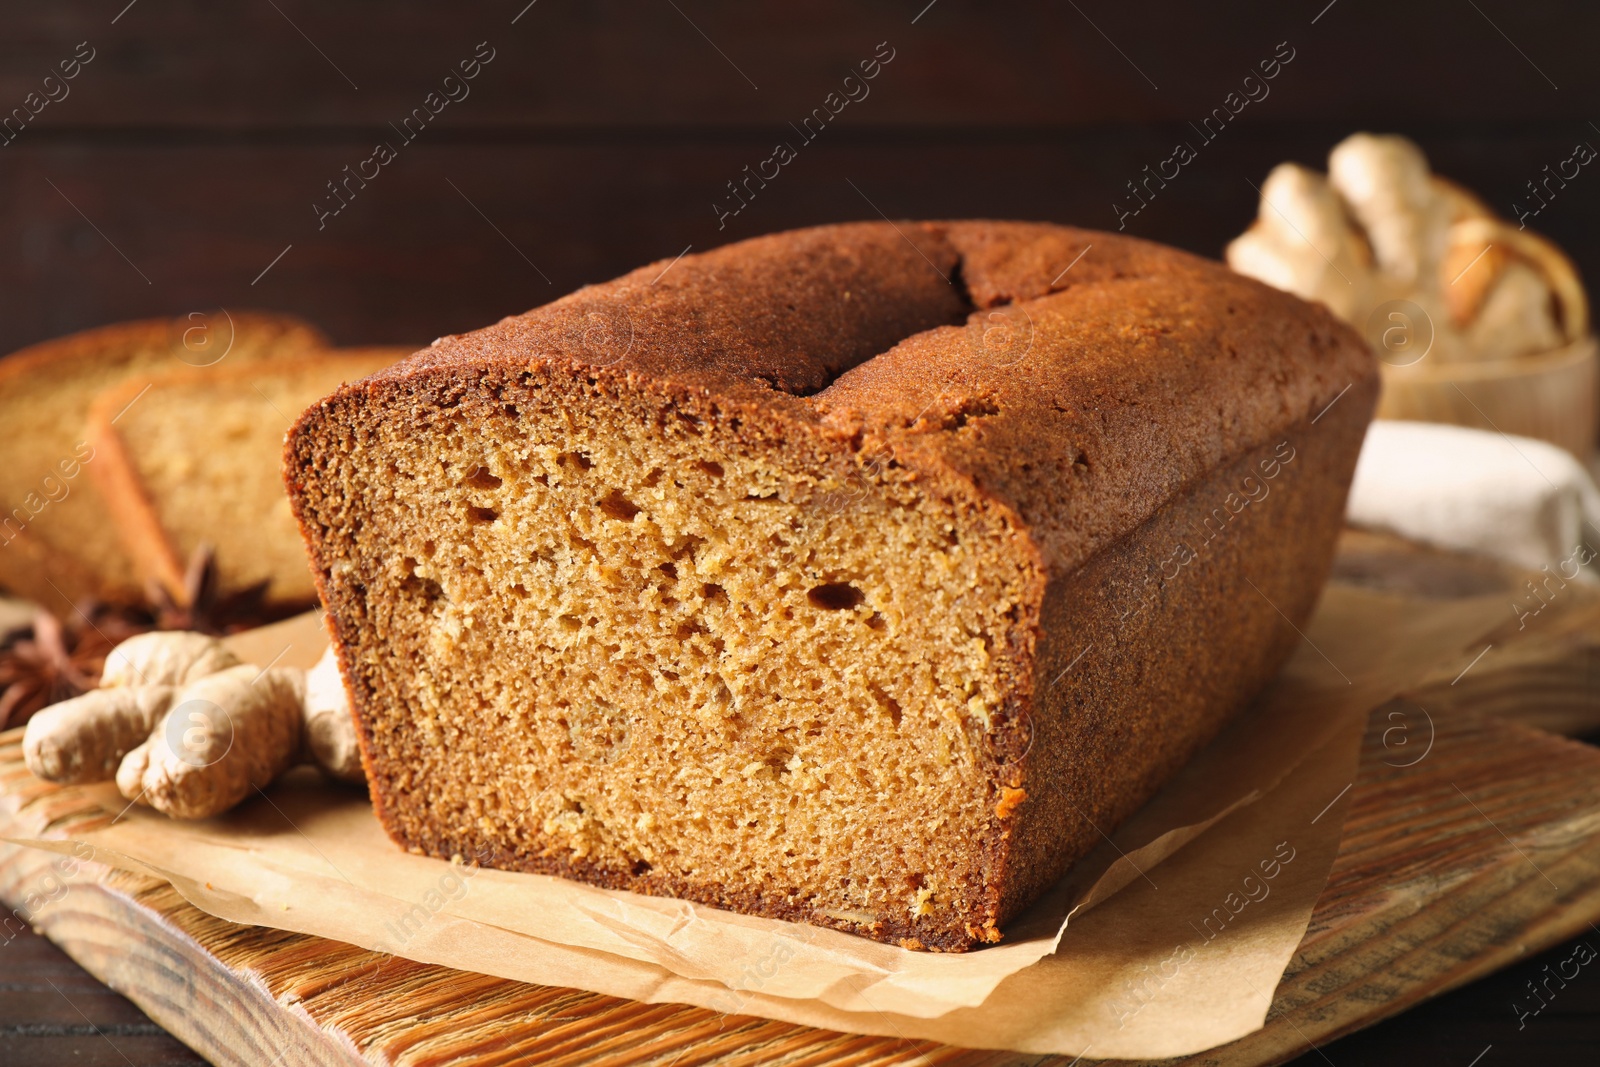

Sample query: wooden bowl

[1376,335,1598,458]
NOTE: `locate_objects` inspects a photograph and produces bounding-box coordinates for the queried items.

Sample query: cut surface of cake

[88,349,410,607]
[0,313,327,612]
[286,221,1377,950]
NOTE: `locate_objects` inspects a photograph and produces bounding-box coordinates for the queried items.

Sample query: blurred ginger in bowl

[1228,132,1595,457]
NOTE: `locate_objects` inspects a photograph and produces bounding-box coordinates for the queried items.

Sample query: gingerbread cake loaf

[285,221,1376,951]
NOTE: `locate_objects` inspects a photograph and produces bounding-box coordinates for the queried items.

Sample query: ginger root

[1226,162,1374,323]
[302,646,365,783]
[99,630,241,688]
[24,685,175,784]
[129,664,305,819]
[1228,131,1588,364]
[1327,132,1448,289]
[23,630,365,819]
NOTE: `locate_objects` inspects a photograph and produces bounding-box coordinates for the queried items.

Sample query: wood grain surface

[0,924,206,1066]
[3,535,1599,1067]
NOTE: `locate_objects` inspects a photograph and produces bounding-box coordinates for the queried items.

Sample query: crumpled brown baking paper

[12,586,1509,1058]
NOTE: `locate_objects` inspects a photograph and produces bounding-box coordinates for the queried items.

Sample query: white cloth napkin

[1346,420,1600,581]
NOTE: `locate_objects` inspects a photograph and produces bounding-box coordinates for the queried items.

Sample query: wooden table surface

[6,906,1599,1066]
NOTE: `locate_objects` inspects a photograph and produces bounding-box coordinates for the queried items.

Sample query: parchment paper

[13,586,1510,1057]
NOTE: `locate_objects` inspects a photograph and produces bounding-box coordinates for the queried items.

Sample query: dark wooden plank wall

[1,0,1597,355]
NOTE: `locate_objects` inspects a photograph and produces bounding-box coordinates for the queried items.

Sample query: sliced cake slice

[0,313,327,613]
[87,349,410,608]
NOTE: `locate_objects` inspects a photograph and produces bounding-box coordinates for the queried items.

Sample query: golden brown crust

[816,223,1371,576]
[84,384,187,600]
[286,221,1376,950]
[993,395,1375,924]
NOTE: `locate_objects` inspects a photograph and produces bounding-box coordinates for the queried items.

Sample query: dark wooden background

[4,1,1600,1063]
[2,0,1598,356]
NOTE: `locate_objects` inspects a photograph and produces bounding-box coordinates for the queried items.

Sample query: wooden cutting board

[3,532,1599,1067]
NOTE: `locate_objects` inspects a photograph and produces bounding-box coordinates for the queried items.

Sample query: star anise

[143,544,290,635]
[1,545,295,730]
[0,603,150,730]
